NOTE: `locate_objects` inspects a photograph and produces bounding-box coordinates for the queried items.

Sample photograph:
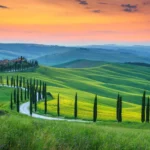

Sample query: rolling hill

[1,63,150,121]
[1,63,150,149]
[0,43,150,66]
[54,59,107,68]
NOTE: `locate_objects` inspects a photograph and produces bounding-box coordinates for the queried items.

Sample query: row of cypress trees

[9,75,47,114]
[53,93,98,122]
[10,88,24,112]
[38,91,150,123]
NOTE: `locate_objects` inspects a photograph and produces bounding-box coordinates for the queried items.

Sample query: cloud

[121,4,137,12]
[0,5,8,9]
[99,2,108,5]
[143,1,150,5]
[92,10,101,13]
[76,0,88,5]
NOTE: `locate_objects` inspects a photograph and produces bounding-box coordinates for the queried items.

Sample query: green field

[1,63,150,149]
[1,114,150,150]
[0,63,150,122]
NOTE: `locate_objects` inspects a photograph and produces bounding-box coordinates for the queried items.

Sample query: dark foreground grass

[1,112,150,150]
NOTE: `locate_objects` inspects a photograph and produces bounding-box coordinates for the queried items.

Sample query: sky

[0,0,150,45]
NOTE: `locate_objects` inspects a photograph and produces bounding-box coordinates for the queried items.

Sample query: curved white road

[20,102,89,122]
[1,84,90,122]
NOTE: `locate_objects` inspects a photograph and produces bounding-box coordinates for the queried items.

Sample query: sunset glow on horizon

[0,0,150,45]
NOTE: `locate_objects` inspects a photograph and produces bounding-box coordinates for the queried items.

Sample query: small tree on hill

[42,82,45,100]
[14,78,16,88]
[7,76,9,86]
[39,80,42,100]
[25,87,27,101]
[119,96,122,122]
[44,83,47,114]
[116,94,122,122]
[146,97,150,123]
[57,93,60,116]
[27,81,30,99]
[116,93,120,121]
[74,92,78,119]
[141,91,146,123]
[93,95,98,122]
[30,85,33,116]
[16,75,19,87]
[34,87,37,112]
[14,89,16,104]
[17,88,20,112]
[21,88,23,101]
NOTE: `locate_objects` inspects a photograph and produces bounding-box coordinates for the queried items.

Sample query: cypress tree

[17,88,20,112]
[14,78,16,88]
[117,94,122,122]
[30,85,33,116]
[141,91,146,123]
[146,97,150,123]
[11,77,13,87]
[25,87,27,101]
[10,93,13,110]
[119,96,122,122]
[34,87,37,112]
[14,89,16,104]
[20,88,23,101]
[116,94,120,121]
[7,76,9,86]
[36,80,38,89]
[74,92,78,119]
[42,82,45,99]
[39,80,42,100]
[19,78,21,87]
[12,76,14,87]
[16,75,19,87]
[57,93,60,116]
[33,79,35,88]
[44,83,47,114]
[27,80,29,99]
[93,95,98,122]
[32,84,35,104]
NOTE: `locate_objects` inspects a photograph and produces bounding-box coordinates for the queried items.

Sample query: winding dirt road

[20,102,89,122]
[0,84,90,122]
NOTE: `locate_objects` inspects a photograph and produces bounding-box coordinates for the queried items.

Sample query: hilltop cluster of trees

[0,56,38,72]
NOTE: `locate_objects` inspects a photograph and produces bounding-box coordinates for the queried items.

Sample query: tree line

[0,56,38,72]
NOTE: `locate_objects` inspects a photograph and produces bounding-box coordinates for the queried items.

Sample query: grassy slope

[0,63,150,122]
[1,114,150,150]
[1,63,150,149]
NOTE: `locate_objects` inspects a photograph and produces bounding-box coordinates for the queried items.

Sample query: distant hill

[54,59,107,68]
[36,47,150,66]
[0,43,150,66]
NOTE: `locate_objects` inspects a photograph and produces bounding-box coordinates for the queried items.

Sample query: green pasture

[0,63,150,122]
